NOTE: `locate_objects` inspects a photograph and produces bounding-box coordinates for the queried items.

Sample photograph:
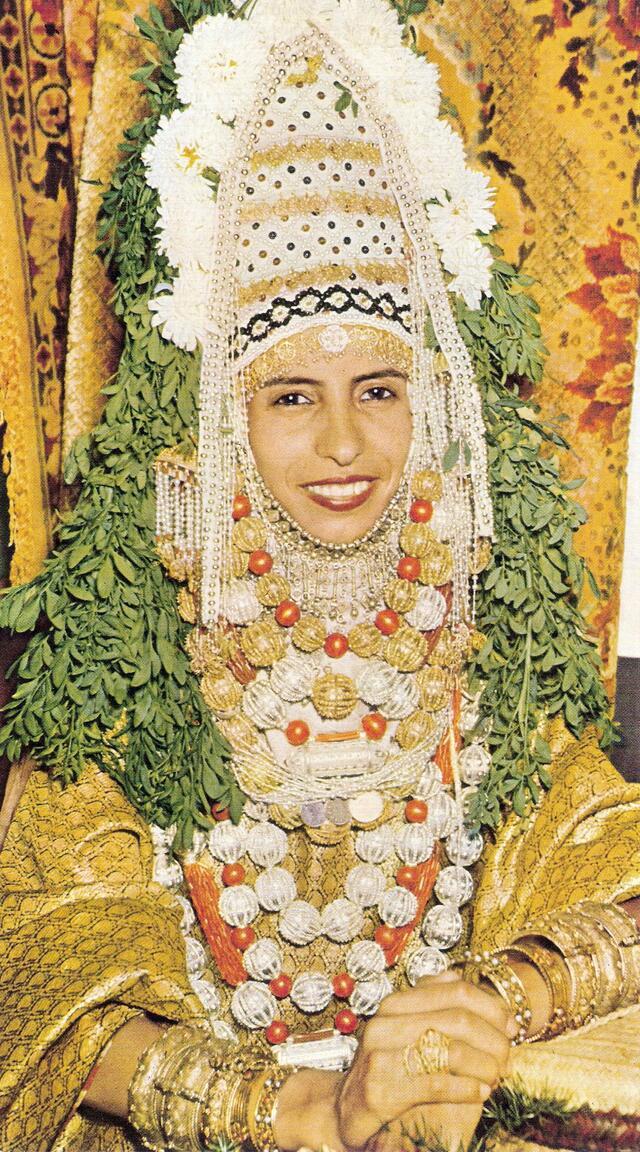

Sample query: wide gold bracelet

[129,1025,210,1151]
[508,938,570,1042]
[247,1063,292,1152]
[524,912,600,1028]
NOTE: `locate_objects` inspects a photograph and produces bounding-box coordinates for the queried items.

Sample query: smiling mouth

[303,475,377,512]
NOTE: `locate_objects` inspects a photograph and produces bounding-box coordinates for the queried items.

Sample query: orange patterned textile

[414,0,639,690]
[0,0,638,684]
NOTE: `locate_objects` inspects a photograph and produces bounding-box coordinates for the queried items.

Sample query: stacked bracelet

[464,951,532,1043]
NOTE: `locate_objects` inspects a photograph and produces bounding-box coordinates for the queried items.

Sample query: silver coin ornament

[379,675,420,720]
[348,791,384,823]
[458,743,492,786]
[231,981,277,1029]
[345,864,387,908]
[300,800,327,828]
[208,820,247,864]
[218,884,260,927]
[446,827,484,867]
[422,903,463,950]
[346,939,387,980]
[321,898,365,943]
[355,825,394,864]
[223,580,261,625]
[279,899,322,945]
[434,865,474,907]
[185,936,207,976]
[395,822,435,866]
[426,791,459,838]
[350,974,393,1016]
[246,821,287,867]
[355,660,400,706]
[325,798,351,825]
[242,680,287,730]
[290,972,333,1014]
[243,939,283,981]
[406,586,447,632]
[379,885,418,928]
[255,866,297,912]
[405,946,448,986]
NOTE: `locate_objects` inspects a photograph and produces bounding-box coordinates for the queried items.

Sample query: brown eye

[361,385,396,402]
[273,392,312,407]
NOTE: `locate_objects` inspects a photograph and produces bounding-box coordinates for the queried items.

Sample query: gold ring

[414,1028,450,1075]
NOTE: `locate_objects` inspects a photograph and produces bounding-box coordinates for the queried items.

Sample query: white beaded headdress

[148,0,495,626]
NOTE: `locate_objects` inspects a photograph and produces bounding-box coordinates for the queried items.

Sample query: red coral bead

[265,1020,290,1045]
[405,799,428,823]
[269,974,293,999]
[324,632,349,659]
[332,972,355,999]
[275,600,301,627]
[375,608,400,636]
[211,803,230,821]
[335,1009,359,1035]
[232,494,251,520]
[285,719,310,747]
[230,926,255,951]
[221,863,246,886]
[410,499,433,523]
[361,712,387,741]
[397,555,421,581]
[397,865,419,890]
[248,549,273,575]
[375,924,398,951]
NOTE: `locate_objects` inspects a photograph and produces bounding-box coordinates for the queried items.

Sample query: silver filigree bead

[185,936,207,976]
[414,761,444,800]
[270,649,321,702]
[218,884,259,927]
[208,820,247,864]
[345,864,386,908]
[190,976,221,1015]
[346,940,387,980]
[255,866,297,912]
[279,900,321,945]
[434,865,474,906]
[246,822,288,867]
[231,981,276,1029]
[445,828,484,867]
[426,791,458,838]
[321,898,364,943]
[242,680,287,730]
[355,660,400,706]
[350,974,393,1016]
[244,939,282,981]
[405,946,448,985]
[458,743,492,785]
[379,675,420,720]
[378,886,418,928]
[223,579,261,625]
[290,972,333,1014]
[355,825,395,864]
[395,823,435,865]
[422,904,463,950]
[173,893,196,933]
[405,586,447,632]
[153,857,183,889]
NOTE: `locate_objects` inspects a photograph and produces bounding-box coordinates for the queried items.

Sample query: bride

[1,2,639,1151]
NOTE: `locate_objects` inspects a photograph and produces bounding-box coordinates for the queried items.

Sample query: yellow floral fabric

[0,730,638,1151]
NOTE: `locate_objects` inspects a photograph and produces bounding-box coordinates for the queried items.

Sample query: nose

[314,398,364,467]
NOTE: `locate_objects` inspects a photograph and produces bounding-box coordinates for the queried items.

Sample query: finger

[377,976,512,1034]
[365,1008,511,1074]
[405,1035,501,1088]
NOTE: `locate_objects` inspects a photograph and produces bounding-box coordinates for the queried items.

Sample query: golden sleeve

[0,764,204,1152]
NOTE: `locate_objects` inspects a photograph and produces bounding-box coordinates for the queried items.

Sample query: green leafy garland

[0,0,613,846]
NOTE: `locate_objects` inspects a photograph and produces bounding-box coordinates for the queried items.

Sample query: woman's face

[247,345,413,544]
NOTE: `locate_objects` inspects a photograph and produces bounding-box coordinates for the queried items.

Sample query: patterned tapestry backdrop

[0,0,638,695]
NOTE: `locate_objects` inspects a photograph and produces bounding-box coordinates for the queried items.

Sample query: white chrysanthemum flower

[372,45,441,120]
[441,236,493,310]
[251,0,318,44]
[428,168,496,250]
[148,268,210,351]
[175,14,268,121]
[400,114,467,203]
[319,0,403,68]
[143,108,235,195]
[156,187,217,271]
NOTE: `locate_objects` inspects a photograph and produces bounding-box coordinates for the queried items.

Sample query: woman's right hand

[334,970,515,1151]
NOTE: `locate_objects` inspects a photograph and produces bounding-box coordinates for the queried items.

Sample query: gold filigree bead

[419,545,453,586]
[429,629,466,672]
[292,615,325,652]
[156,540,189,582]
[222,714,260,750]
[415,666,453,711]
[411,469,443,502]
[384,625,427,673]
[348,621,384,658]
[311,672,358,720]
[468,629,488,654]
[177,587,197,624]
[396,709,437,751]
[470,538,492,575]
[400,522,438,559]
[201,668,243,717]
[232,548,249,578]
[255,573,291,607]
[211,625,241,664]
[232,516,268,553]
[239,617,287,667]
[384,578,418,614]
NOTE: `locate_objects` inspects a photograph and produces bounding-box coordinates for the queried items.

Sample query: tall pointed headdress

[148,0,495,626]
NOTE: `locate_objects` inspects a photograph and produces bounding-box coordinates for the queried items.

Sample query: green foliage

[0,0,613,845]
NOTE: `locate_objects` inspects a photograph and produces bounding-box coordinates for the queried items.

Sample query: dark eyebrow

[261,368,408,389]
